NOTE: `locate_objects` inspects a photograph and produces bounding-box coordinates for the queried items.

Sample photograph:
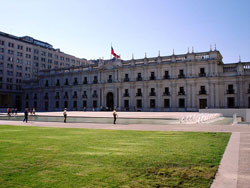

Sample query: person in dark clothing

[23,108,28,123]
[63,108,67,123]
[113,109,118,124]
[7,108,11,116]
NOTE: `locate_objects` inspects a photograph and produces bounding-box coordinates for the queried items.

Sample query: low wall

[199,109,250,122]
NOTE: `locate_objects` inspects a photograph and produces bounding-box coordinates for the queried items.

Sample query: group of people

[7,108,18,116]
[62,108,118,124]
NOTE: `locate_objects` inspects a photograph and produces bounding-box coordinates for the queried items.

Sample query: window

[178,69,185,78]
[73,91,78,98]
[73,101,77,108]
[227,85,234,94]
[136,88,142,96]
[0,40,4,45]
[124,73,129,81]
[179,99,185,108]
[8,50,14,54]
[56,79,60,86]
[17,52,23,57]
[124,100,129,110]
[93,76,98,83]
[8,42,14,48]
[34,49,39,54]
[92,90,97,98]
[137,99,142,108]
[227,97,235,108]
[150,99,155,108]
[74,77,78,85]
[164,87,170,95]
[199,68,206,77]
[64,101,68,108]
[150,72,155,80]
[93,100,97,108]
[199,99,207,109]
[83,77,88,84]
[18,45,23,50]
[65,78,69,85]
[83,91,87,98]
[137,73,142,81]
[164,99,170,108]
[56,101,59,108]
[164,71,169,79]
[8,57,14,62]
[26,47,31,52]
[150,88,155,96]
[199,86,206,95]
[41,51,46,56]
[124,89,129,97]
[83,101,87,108]
[178,87,185,95]
[108,75,112,82]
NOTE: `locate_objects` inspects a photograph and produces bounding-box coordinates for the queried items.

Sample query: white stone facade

[23,50,250,111]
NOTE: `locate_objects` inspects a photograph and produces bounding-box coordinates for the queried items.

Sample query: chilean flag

[111,47,120,59]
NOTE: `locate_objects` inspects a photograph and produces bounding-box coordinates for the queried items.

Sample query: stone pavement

[0,111,249,188]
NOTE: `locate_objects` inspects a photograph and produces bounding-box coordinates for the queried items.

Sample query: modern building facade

[0,31,87,109]
[23,49,250,112]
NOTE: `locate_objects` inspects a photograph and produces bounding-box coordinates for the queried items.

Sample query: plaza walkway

[0,111,249,188]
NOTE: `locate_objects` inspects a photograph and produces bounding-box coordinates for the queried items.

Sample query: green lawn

[0,125,230,188]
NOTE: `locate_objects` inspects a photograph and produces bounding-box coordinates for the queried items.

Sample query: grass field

[0,125,230,188]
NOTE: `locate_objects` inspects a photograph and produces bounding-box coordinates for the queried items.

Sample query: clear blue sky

[0,0,249,63]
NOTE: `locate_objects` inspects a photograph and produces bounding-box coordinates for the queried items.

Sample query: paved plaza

[0,111,249,188]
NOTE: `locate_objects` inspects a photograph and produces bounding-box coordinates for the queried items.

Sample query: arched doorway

[106,92,114,111]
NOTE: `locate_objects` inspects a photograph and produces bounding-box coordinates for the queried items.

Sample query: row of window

[28,96,250,110]
[44,69,206,87]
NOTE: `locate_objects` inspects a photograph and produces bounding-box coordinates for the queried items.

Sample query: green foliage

[0,125,230,188]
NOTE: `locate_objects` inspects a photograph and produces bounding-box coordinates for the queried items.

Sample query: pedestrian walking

[113,109,118,124]
[33,108,36,115]
[63,108,67,123]
[23,108,28,123]
[7,108,11,116]
[14,108,17,115]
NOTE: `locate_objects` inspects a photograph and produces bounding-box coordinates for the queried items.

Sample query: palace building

[0,31,87,109]
[23,49,250,112]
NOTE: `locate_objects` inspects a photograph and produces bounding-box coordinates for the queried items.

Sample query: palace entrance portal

[106,92,114,110]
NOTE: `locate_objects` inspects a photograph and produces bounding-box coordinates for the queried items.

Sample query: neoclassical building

[23,49,250,111]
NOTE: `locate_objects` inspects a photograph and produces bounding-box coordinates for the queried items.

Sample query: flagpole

[110,43,112,59]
